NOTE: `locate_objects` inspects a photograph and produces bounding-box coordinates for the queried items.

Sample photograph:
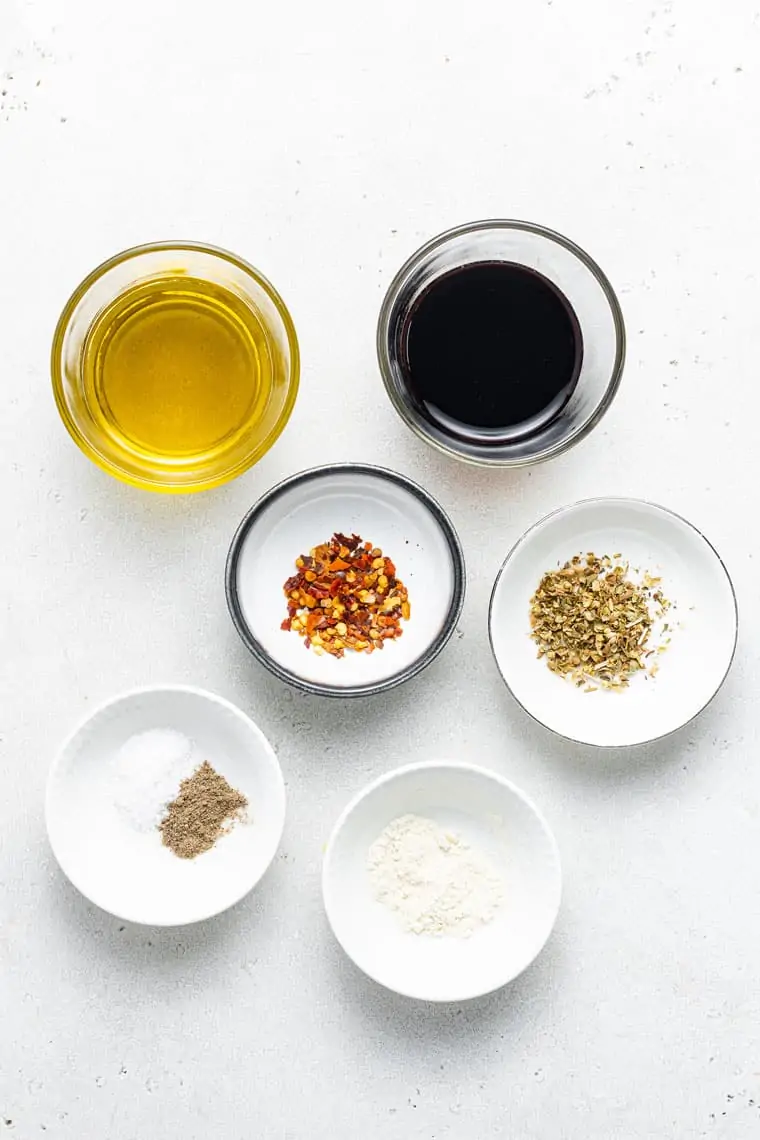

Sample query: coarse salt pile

[112,728,197,833]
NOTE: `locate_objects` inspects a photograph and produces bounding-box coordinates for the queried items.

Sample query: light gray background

[1,1,757,1137]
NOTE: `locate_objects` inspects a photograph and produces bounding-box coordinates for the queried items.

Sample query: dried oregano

[529,553,671,691]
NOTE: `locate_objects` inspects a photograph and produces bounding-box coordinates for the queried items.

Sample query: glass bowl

[51,242,299,493]
[376,219,625,467]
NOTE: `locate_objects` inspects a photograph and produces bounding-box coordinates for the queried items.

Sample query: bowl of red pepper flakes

[225,463,466,697]
[282,533,411,656]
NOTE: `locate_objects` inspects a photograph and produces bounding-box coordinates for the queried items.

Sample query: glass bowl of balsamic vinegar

[377,220,625,467]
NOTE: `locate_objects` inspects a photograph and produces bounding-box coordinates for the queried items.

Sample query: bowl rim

[225,462,466,698]
[488,496,739,748]
[45,683,286,926]
[376,217,626,468]
[50,240,300,494]
[322,758,562,1002]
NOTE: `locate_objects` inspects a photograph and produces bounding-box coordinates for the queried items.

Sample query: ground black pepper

[159,762,248,859]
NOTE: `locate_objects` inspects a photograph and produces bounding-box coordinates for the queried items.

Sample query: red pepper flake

[281,532,411,658]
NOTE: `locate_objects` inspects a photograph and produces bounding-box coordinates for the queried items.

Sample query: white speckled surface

[1,0,758,1136]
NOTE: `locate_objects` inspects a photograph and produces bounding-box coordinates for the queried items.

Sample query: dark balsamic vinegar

[400,262,583,442]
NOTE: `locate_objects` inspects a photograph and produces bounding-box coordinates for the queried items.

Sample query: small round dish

[322,761,561,1002]
[51,241,299,493]
[226,463,465,697]
[489,498,738,747]
[377,219,625,467]
[46,686,286,925]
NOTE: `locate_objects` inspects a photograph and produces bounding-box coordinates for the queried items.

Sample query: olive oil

[82,275,272,458]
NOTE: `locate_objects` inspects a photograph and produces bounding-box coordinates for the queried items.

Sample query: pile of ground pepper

[529,553,672,691]
[281,532,410,657]
[159,761,248,859]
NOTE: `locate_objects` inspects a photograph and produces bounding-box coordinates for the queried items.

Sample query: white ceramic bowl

[322,761,561,1002]
[226,464,466,697]
[489,498,738,747]
[46,686,286,925]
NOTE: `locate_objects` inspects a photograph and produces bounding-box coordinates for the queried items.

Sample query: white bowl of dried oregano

[489,498,737,747]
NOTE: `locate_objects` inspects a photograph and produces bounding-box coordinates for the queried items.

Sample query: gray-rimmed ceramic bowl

[488,498,738,747]
[225,463,466,697]
[377,219,625,467]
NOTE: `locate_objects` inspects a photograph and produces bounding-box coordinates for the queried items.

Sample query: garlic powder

[367,814,505,937]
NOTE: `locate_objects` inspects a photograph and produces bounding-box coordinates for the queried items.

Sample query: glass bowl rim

[50,239,300,493]
[376,218,626,468]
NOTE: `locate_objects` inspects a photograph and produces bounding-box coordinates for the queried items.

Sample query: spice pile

[113,728,196,833]
[112,730,248,859]
[281,532,410,657]
[160,761,248,860]
[529,553,672,691]
[367,814,505,937]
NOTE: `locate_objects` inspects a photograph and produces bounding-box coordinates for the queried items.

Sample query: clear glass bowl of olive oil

[52,242,299,492]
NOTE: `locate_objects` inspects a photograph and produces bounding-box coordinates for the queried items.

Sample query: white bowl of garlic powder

[322,761,561,1001]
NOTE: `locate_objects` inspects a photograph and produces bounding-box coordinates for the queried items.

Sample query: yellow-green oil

[82,275,272,458]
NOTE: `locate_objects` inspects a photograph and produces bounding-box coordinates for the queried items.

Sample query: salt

[112,729,197,833]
